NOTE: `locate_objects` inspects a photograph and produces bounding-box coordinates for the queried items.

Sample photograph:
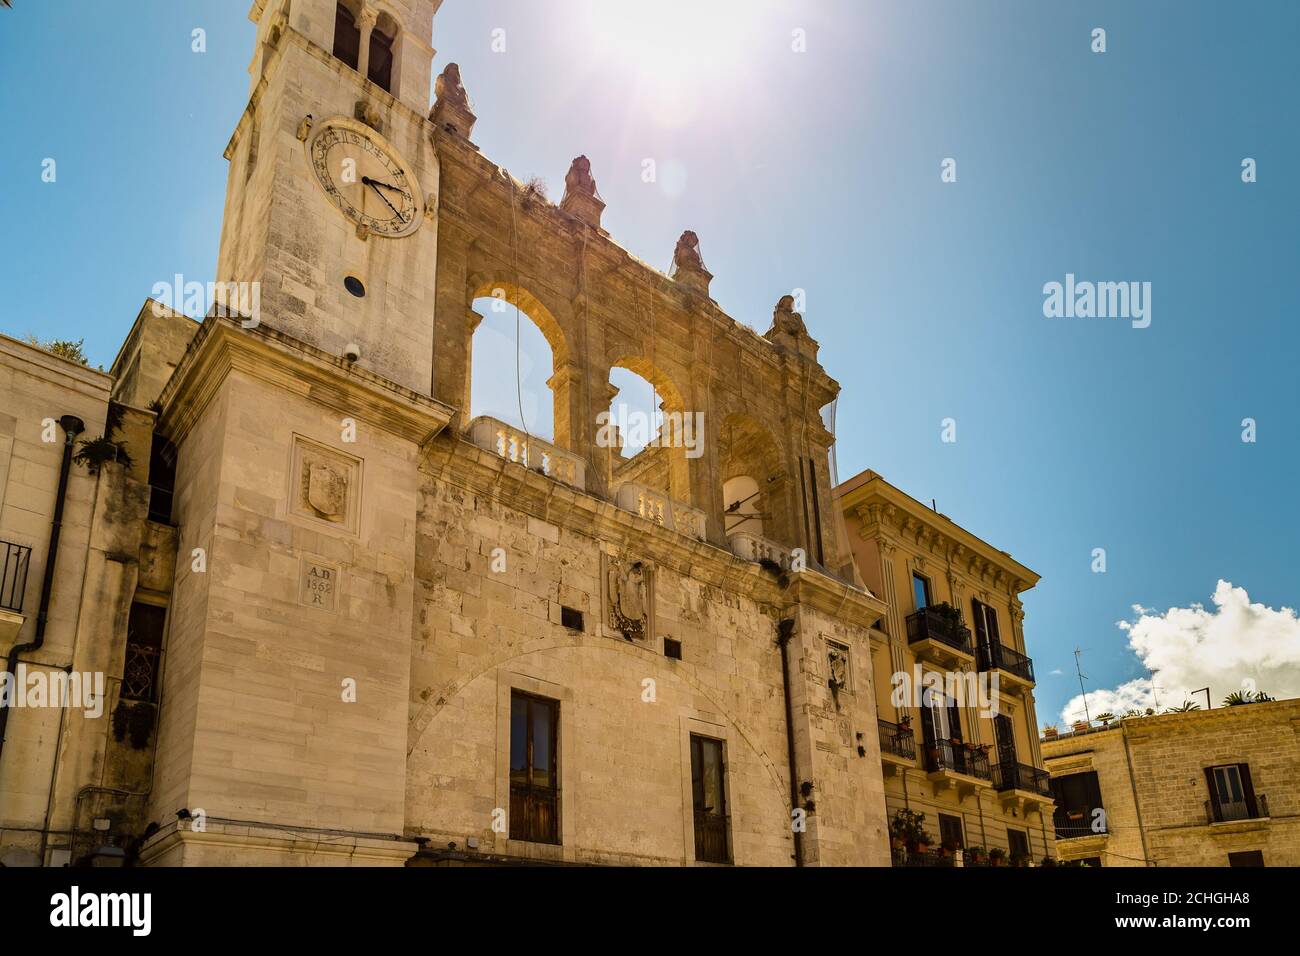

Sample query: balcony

[1054,806,1107,842]
[613,482,707,541]
[976,641,1035,692]
[727,531,791,570]
[906,606,974,668]
[878,719,916,771]
[467,416,586,491]
[921,739,990,800]
[1207,795,1269,826]
[993,761,1055,816]
[0,540,31,645]
[891,848,955,868]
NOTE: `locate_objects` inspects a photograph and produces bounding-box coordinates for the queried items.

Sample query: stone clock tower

[216,0,445,393]
[143,0,455,865]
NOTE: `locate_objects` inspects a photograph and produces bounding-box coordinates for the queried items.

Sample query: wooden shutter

[1238,763,1258,817]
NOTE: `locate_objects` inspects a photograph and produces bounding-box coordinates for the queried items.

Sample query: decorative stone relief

[827,640,851,694]
[605,555,651,642]
[290,435,362,534]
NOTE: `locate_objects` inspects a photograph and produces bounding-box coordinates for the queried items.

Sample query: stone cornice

[838,471,1039,593]
[422,431,882,622]
[157,316,455,448]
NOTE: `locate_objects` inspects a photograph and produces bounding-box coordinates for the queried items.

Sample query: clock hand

[364,179,404,220]
[363,177,408,195]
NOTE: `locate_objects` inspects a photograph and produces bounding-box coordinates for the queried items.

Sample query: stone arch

[466,276,577,451]
[603,355,692,505]
[717,411,796,547]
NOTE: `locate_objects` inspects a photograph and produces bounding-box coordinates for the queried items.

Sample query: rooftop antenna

[1147,671,1162,712]
[1073,647,1091,723]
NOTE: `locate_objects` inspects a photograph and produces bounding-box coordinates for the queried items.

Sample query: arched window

[368,24,395,91]
[332,4,361,71]
[722,475,762,536]
[469,297,556,443]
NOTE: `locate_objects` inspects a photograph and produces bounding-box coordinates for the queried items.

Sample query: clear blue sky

[3,1,1297,724]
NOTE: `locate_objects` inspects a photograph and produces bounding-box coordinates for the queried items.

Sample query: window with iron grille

[122,603,166,702]
[1052,770,1105,838]
[509,690,560,845]
[690,734,730,864]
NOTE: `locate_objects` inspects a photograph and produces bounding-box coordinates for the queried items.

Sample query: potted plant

[1096,712,1115,727]
[966,845,988,865]
[1072,719,1090,733]
[1040,855,1057,868]
[1010,851,1031,868]
[889,809,929,854]
[989,847,1007,867]
[1043,724,1059,739]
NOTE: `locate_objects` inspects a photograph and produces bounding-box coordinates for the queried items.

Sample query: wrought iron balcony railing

[878,719,916,760]
[1206,794,1268,824]
[993,761,1053,797]
[906,607,973,655]
[1,540,32,614]
[924,739,991,780]
[976,642,1035,684]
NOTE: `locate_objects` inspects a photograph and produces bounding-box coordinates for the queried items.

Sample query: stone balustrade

[467,416,587,490]
[727,531,792,569]
[613,481,707,541]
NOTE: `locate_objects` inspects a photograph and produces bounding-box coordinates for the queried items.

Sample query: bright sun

[579,0,779,118]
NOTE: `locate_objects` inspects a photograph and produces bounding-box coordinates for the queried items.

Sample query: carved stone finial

[764,293,819,358]
[560,155,605,229]
[673,230,706,273]
[431,63,477,139]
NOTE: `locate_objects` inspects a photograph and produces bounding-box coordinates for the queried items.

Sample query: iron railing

[891,848,956,868]
[993,761,1053,797]
[976,642,1035,683]
[1,540,32,613]
[1207,794,1268,824]
[906,607,973,655]
[693,811,730,864]
[878,719,916,760]
[924,739,991,780]
[1054,806,1107,840]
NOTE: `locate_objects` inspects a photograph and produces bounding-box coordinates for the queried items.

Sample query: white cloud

[1059,581,1300,725]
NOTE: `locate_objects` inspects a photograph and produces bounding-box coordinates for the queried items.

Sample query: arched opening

[332,2,361,71]
[604,358,691,506]
[469,295,555,443]
[718,413,790,547]
[368,14,397,92]
[721,475,762,536]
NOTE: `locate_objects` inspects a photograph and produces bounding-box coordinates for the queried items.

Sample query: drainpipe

[0,415,84,773]
[776,618,804,867]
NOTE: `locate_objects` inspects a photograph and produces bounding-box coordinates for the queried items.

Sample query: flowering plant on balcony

[926,602,964,629]
[889,809,934,853]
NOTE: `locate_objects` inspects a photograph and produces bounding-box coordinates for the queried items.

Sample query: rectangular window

[690,735,730,864]
[123,602,167,702]
[938,813,964,850]
[912,572,931,611]
[560,606,583,630]
[509,691,560,845]
[1228,850,1264,867]
[663,637,682,660]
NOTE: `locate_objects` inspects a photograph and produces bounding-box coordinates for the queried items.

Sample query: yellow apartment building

[837,470,1056,866]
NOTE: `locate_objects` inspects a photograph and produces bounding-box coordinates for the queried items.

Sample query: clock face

[307,118,422,238]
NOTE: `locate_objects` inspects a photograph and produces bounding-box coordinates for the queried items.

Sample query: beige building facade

[1042,699,1300,867]
[1,0,898,867]
[837,471,1057,866]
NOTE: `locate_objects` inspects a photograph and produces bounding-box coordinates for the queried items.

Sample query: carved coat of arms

[306,463,347,520]
[607,559,648,641]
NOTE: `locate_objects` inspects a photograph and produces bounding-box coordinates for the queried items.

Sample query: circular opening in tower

[344,276,366,298]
